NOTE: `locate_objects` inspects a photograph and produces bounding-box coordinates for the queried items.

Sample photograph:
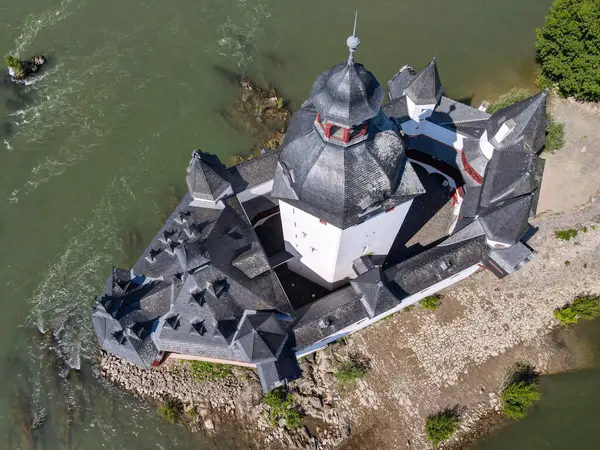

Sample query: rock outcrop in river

[222,78,291,164]
[5,54,47,82]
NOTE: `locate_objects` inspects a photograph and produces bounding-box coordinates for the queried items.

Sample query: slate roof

[309,62,385,127]
[272,103,425,229]
[404,59,444,105]
[93,154,295,377]
[350,267,400,318]
[186,150,232,201]
[232,312,289,363]
[486,91,547,152]
[387,65,416,100]
[427,97,490,138]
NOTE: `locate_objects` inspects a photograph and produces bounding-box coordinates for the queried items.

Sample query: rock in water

[5,54,47,82]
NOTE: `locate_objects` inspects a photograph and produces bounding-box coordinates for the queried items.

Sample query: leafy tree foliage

[535,0,600,100]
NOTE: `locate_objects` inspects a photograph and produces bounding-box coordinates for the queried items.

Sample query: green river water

[3,0,591,449]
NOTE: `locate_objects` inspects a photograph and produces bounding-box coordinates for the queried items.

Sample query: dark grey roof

[427,97,490,139]
[309,62,385,127]
[231,244,270,279]
[232,312,289,363]
[382,96,410,124]
[387,65,416,100]
[484,240,536,277]
[479,146,544,209]
[272,102,425,228]
[256,348,302,393]
[486,91,547,152]
[292,286,366,349]
[479,195,533,244]
[227,150,280,193]
[93,278,172,369]
[350,267,400,318]
[404,59,444,105]
[186,150,231,201]
[389,235,488,294]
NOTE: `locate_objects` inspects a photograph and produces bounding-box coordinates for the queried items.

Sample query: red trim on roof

[460,150,483,184]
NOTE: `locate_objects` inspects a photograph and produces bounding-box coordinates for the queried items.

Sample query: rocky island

[4,53,47,83]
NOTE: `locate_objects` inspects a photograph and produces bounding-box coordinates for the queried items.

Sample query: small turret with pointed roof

[404,58,444,106]
[185,150,232,202]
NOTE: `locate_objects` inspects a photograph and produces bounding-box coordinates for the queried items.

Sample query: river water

[0,0,557,448]
[471,320,600,450]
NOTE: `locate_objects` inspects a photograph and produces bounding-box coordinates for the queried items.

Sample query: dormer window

[315,113,368,145]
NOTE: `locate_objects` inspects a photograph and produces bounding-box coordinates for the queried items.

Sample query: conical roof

[404,59,444,105]
[486,91,547,152]
[309,62,384,128]
[186,150,231,201]
[234,312,288,363]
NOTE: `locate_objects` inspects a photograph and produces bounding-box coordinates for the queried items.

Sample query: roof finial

[346,11,360,64]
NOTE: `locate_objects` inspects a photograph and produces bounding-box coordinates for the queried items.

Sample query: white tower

[271,17,425,290]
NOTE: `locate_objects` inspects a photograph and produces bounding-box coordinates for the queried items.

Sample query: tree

[535,0,600,101]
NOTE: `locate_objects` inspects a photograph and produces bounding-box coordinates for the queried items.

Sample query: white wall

[402,119,466,151]
[280,201,342,285]
[406,95,436,121]
[279,199,413,289]
[333,200,413,281]
[295,263,481,358]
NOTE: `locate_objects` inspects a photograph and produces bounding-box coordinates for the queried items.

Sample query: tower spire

[346,11,360,64]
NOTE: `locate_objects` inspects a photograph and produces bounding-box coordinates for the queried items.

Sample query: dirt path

[538,96,600,213]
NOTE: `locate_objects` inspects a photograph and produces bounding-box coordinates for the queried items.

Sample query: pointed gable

[404,59,444,105]
[233,312,289,363]
[350,267,400,318]
[486,91,547,152]
[186,150,232,201]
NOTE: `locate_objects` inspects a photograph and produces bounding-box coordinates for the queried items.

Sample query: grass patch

[158,401,181,424]
[545,119,564,153]
[486,88,531,114]
[262,387,303,429]
[420,295,442,310]
[334,358,367,385]
[500,363,540,420]
[424,408,460,446]
[555,229,578,241]
[188,360,232,381]
[554,295,600,325]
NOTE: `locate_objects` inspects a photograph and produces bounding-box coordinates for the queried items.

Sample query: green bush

[188,360,232,381]
[501,380,541,419]
[554,295,600,325]
[555,229,578,241]
[424,409,460,446]
[334,359,367,384]
[486,88,531,114]
[420,295,442,310]
[158,401,180,424]
[545,119,565,153]
[262,387,303,429]
[4,54,24,78]
[536,0,600,101]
